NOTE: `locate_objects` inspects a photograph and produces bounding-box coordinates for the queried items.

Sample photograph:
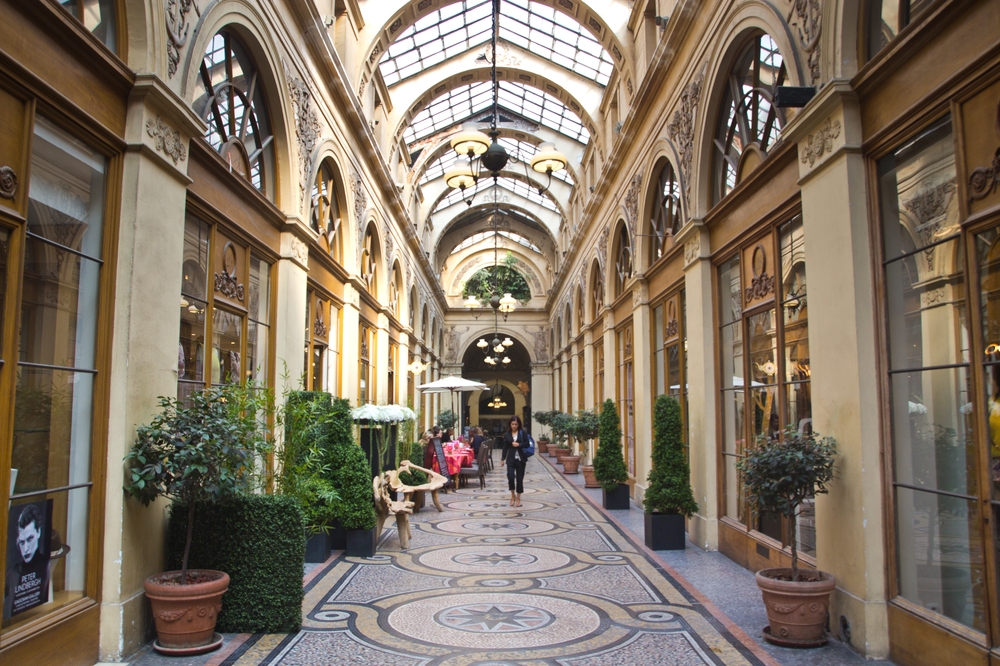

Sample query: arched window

[614,226,633,297]
[312,161,344,261]
[195,29,275,198]
[389,264,401,319]
[713,34,786,203]
[591,263,604,323]
[409,286,417,328]
[361,226,378,295]
[649,160,681,263]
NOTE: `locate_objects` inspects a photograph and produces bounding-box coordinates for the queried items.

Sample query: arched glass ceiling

[434,176,560,212]
[380,0,615,87]
[405,80,589,145]
[452,230,542,254]
[420,137,574,186]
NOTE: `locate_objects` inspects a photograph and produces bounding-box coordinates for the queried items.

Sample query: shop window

[653,291,688,449]
[649,160,682,264]
[868,1,934,59]
[6,117,107,630]
[312,161,344,262]
[878,117,985,631]
[194,30,275,198]
[595,339,605,408]
[59,0,117,52]
[359,323,373,404]
[247,254,270,387]
[617,325,636,477]
[718,216,813,551]
[713,34,787,203]
[304,295,328,392]
[0,227,8,365]
[388,343,397,404]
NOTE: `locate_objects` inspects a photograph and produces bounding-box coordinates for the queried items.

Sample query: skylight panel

[433,177,559,213]
[452,230,542,254]
[418,138,574,186]
[379,0,614,87]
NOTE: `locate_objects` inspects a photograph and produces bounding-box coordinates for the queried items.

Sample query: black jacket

[501,430,534,464]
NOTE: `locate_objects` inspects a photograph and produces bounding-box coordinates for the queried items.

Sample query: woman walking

[500,416,534,507]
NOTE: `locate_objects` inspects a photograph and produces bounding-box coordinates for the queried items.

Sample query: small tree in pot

[736,427,837,646]
[550,411,575,466]
[125,385,272,653]
[532,410,557,453]
[644,396,698,550]
[594,399,629,509]
[568,409,600,480]
[323,398,378,557]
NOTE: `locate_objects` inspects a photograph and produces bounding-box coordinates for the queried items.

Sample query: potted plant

[558,413,582,474]
[736,427,837,646]
[124,385,271,653]
[569,409,600,484]
[437,408,457,434]
[594,399,629,509]
[325,398,379,557]
[643,396,698,550]
[533,410,556,453]
[549,412,573,462]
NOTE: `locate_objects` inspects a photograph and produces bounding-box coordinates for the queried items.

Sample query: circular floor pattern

[446,500,545,512]
[435,519,555,536]
[418,545,571,575]
[387,592,600,649]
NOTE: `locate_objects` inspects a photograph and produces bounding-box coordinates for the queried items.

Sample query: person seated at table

[469,427,484,456]
[442,428,452,443]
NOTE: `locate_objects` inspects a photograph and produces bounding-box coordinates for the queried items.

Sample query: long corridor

[173,456,775,666]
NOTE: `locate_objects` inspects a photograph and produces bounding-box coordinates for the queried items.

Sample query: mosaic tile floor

[132,455,777,666]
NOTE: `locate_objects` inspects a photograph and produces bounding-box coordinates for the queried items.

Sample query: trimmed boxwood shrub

[321,398,377,531]
[644,395,698,516]
[594,399,628,492]
[168,493,305,633]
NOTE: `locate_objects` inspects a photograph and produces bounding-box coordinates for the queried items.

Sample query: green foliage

[594,399,627,492]
[275,391,339,534]
[398,441,428,486]
[644,396,698,517]
[568,409,601,463]
[532,410,558,440]
[437,408,457,431]
[124,384,273,580]
[548,412,575,446]
[736,427,837,579]
[167,494,304,633]
[462,251,531,304]
[321,398,377,531]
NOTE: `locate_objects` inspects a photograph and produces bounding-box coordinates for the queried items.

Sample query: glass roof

[405,80,589,145]
[420,137,574,186]
[380,0,614,87]
[433,176,560,213]
[452,230,542,254]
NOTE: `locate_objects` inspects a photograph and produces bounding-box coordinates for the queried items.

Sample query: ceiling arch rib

[378,0,615,87]
[435,203,557,261]
[432,175,562,215]
[452,229,542,255]
[420,137,575,186]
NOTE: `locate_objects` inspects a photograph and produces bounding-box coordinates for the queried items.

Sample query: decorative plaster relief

[970,149,1000,204]
[0,166,18,200]
[285,62,322,212]
[166,0,201,78]
[531,327,549,363]
[632,287,641,308]
[623,173,642,238]
[683,235,700,266]
[314,308,328,338]
[146,116,187,164]
[667,76,702,209]
[787,0,823,84]
[904,178,956,264]
[215,242,245,302]
[800,117,840,167]
[597,224,610,271]
[920,287,946,307]
[445,326,469,362]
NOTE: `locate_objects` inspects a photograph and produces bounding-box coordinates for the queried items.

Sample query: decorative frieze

[667,76,702,209]
[285,62,322,212]
[683,235,700,266]
[0,166,17,200]
[146,116,187,164]
[787,0,822,84]
[166,0,201,78]
[800,117,840,167]
[623,173,642,238]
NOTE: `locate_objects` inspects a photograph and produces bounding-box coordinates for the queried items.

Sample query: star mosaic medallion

[452,551,536,567]
[436,603,553,633]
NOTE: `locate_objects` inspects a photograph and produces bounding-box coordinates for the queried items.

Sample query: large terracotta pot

[554,447,571,462]
[145,570,229,651]
[581,465,600,488]
[548,446,560,459]
[537,439,549,454]
[755,568,836,646]
[561,455,581,474]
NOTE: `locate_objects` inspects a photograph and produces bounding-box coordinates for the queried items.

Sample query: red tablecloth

[443,453,464,475]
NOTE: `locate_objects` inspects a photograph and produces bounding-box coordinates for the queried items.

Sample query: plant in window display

[124,383,274,652]
[736,427,837,646]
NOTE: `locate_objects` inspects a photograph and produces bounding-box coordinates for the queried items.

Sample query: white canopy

[417,376,490,393]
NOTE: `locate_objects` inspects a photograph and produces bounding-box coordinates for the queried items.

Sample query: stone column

[376,312,390,403]
[275,233,309,387]
[100,78,203,660]
[631,280,653,503]
[676,221,718,550]
[341,284,361,404]
[531,364,554,439]
[784,81,888,659]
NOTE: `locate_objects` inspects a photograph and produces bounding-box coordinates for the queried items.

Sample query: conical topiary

[593,399,627,492]
[322,398,377,531]
[644,395,698,516]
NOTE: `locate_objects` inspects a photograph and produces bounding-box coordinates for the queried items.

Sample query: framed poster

[4,499,52,619]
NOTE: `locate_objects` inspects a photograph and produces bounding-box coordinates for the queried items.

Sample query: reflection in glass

[895,487,985,631]
[868,1,934,59]
[59,0,116,51]
[212,309,243,385]
[653,304,664,395]
[247,255,270,387]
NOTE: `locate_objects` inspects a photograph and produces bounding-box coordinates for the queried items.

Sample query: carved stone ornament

[166,0,201,78]
[146,116,187,164]
[285,62,322,212]
[800,117,840,167]
[390,18,404,34]
[667,76,703,209]
[665,317,679,338]
[623,173,642,237]
[358,75,368,98]
[484,40,521,67]
[314,307,328,339]
[665,300,679,338]
[214,242,245,302]
[684,235,701,265]
[290,236,308,266]
[531,327,549,363]
[920,287,946,307]
[598,224,610,271]
[903,178,957,263]
[787,0,822,84]
[632,287,642,308]
[384,223,396,270]
[369,44,382,65]
[0,165,17,200]
[744,244,775,304]
[970,147,1000,205]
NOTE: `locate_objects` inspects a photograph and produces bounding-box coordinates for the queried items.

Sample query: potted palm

[125,385,271,653]
[594,399,629,509]
[569,409,600,484]
[736,427,837,646]
[644,396,698,550]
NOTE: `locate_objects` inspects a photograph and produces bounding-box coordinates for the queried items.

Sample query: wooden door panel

[0,84,30,216]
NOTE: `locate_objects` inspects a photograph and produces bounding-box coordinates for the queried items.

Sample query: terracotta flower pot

[581,465,600,488]
[145,570,229,651]
[537,439,549,453]
[561,455,581,474]
[548,446,560,459]
[755,568,836,646]
[554,448,571,462]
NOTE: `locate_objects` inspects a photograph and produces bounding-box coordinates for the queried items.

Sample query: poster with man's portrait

[3,500,52,620]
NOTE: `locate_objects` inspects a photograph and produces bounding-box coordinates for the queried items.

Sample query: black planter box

[345,527,377,557]
[602,483,630,510]
[304,531,331,563]
[644,512,686,550]
[329,520,347,551]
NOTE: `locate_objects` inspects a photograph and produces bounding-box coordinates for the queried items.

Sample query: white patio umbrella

[417,376,490,424]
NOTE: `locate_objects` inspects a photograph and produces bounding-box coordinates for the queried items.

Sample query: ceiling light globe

[502,337,513,347]
[450,123,491,157]
[464,295,481,310]
[445,157,477,189]
[481,138,509,174]
[498,293,517,313]
[530,142,567,174]
[477,338,488,348]
[502,356,511,364]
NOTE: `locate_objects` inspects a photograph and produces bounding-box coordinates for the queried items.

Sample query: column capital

[280,232,310,271]
[780,79,862,184]
[676,218,708,269]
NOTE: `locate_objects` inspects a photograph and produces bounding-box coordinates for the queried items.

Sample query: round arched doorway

[460,334,532,436]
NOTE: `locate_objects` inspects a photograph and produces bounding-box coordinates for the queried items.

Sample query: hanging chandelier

[476,330,513,366]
